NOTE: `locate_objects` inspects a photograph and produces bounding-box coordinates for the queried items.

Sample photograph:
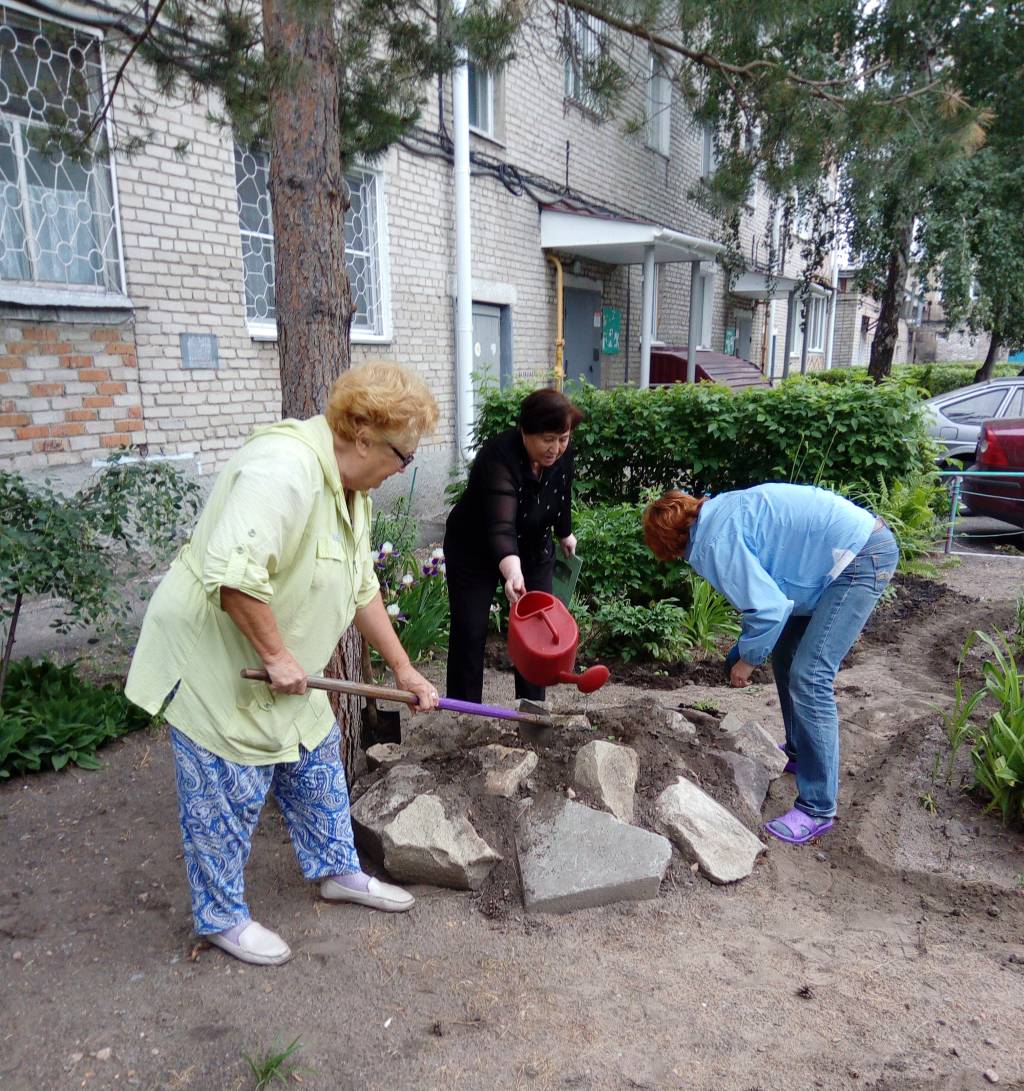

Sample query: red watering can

[507,591,609,694]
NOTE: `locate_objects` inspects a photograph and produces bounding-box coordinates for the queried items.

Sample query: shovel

[240,669,555,727]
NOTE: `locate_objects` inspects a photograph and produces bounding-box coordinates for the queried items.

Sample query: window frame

[700,123,717,179]
[234,149,392,344]
[0,1,129,308]
[807,296,827,353]
[467,60,499,140]
[564,11,605,112]
[645,53,671,157]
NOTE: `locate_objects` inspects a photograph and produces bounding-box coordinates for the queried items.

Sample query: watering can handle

[539,608,560,644]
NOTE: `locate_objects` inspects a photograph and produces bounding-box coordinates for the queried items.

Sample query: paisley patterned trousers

[170,724,361,934]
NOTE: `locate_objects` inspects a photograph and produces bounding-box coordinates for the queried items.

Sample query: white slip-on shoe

[320,876,415,913]
[206,921,292,966]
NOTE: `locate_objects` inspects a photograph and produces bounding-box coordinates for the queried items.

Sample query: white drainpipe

[452,41,474,462]
[824,261,839,370]
[639,245,655,388]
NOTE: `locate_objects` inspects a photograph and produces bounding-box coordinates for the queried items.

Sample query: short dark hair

[518,388,585,435]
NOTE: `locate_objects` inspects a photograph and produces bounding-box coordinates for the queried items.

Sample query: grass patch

[243,1036,304,1090]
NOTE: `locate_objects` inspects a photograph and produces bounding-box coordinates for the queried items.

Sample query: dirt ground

[2,555,1024,1091]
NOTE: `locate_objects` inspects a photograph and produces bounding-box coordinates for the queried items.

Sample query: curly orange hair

[643,489,707,562]
[326,360,438,445]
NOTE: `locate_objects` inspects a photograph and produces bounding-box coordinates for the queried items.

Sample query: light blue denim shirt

[684,483,877,665]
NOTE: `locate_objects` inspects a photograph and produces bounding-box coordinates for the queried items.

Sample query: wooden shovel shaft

[239,669,554,726]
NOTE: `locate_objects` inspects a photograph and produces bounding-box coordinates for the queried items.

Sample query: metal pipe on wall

[639,245,655,388]
[452,37,474,462]
[824,262,839,370]
[686,259,702,383]
[546,254,565,390]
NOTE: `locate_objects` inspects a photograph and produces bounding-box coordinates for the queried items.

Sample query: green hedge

[474,379,934,503]
[807,362,1019,397]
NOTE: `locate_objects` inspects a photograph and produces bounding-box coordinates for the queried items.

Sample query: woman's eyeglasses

[388,442,415,470]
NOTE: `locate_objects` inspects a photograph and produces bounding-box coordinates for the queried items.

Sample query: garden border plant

[0,448,200,775]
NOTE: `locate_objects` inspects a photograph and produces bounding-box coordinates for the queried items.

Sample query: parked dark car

[963,418,1024,527]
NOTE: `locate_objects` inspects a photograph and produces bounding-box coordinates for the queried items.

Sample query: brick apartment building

[0,1,838,513]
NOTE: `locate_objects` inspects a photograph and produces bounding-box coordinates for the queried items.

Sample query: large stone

[718,713,788,779]
[475,744,538,798]
[515,795,672,913]
[365,743,405,771]
[666,711,698,742]
[382,794,502,891]
[655,776,765,884]
[709,749,770,821]
[350,764,435,861]
[573,740,639,822]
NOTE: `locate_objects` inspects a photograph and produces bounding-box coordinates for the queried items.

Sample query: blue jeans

[771,524,899,818]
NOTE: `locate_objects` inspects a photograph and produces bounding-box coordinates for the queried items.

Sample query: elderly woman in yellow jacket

[126,362,439,966]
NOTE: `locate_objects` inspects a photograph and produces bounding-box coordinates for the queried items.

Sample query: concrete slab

[514,795,671,914]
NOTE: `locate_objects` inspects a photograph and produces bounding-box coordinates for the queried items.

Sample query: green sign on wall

[601,306,621,355]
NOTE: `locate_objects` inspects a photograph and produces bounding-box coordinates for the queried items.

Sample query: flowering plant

[370,499,449,663]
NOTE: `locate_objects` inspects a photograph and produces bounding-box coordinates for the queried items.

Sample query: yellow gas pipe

[546,253,565,390]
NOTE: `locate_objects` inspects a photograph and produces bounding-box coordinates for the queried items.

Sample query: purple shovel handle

[438,696,531,721]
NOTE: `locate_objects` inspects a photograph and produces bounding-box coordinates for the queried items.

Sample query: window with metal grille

[0,7,124,301]
[233,146,390,341]
[564,12,604,110]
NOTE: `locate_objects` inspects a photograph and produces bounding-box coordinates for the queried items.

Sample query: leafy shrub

[573,501,685,603]
[945,631,1024,825]
[849,468,947,574]
[0,659,155,778]
[591,599,693,662]
[0,451,201,705]
[473,378,933,503]
[808,363,1019,397]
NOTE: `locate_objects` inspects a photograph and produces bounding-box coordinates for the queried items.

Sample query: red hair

[643,490,707,561]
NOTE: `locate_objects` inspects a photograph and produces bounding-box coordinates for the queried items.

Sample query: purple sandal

[764,807,834,845]
[778,743,797,776]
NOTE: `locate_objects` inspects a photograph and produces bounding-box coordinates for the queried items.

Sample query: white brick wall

[0,10,839,505]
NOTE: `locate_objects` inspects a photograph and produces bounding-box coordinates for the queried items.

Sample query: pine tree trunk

[867,218,913,384]
[263,0,364,783]
[974,335,1001,384]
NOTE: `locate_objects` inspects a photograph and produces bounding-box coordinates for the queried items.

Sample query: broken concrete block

[718,714,788,779]
[365,743,405,771]
[655,776,765,884]
[709,749,770,820]
[515,795,671,913]
[350,764,435,861]
[573,740,639,823]
[382,794,501,891]
[475,744,538,798]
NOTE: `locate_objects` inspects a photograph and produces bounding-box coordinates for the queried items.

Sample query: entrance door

[472,303,504,391]
[563,288,602,386]
[736,315,753,361]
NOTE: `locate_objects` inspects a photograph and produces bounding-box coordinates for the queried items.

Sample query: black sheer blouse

[445,428,574,569]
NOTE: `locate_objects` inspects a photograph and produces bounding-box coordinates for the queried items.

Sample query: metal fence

[938,470,1024,558]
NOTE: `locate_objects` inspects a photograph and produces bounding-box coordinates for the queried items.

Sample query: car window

[941,388,1008,425]
[1003,388,1024,418]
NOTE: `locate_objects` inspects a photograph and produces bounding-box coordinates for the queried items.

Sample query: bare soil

[2,557,1024,1091]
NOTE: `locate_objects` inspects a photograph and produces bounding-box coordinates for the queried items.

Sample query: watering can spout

[557,665,610,694]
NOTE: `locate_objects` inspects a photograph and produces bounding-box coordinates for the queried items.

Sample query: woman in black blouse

[444,388,584,704]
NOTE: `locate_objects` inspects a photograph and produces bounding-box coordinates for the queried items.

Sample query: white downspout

[453,42,474,461]
[686,259,702,383]
[767,297,777,381]
[824,262,839,370]
[639,245,655,388]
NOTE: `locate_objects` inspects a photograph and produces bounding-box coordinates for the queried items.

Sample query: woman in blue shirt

[643,483,899,845]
